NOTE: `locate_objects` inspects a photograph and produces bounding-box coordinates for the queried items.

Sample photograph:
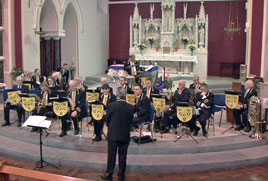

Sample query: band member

[52,72,60,88]
[143,77,159,102]
[124,54,140,77]
[132,84,151,126]
[97,77,113,94]
[189,75,201,94]
[161,80,196,133]
[101,96,134,181]
[47,76,58,97]
[61,63,70,84]
[31,82,53,132]
[233,80,257,132]
[32,68,44,90]
[75,76,88,90]
[2,76,29,127]
[93,84,116,142]
[116,76,133,97]
[59,80,87,137]
[195,83,214,137]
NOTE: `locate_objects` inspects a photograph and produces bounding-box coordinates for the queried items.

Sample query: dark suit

[189,83,200,90]
[124,60,139,76]
[117,84,133,97]
[4,85,29,125]
[195,91,214,129]
[61,69,69,83]
[233,88,257,128]
[105,100,134,180]
[162,88,191,129]
[143,87,159,102]
[93,93,116,140]
[61,89,87,134]
[132,93,151,125]
[31,75,44,90]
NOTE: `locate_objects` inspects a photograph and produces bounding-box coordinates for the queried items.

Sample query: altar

[129,0,209,79]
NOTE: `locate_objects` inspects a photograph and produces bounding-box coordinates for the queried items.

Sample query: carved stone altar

[129,0,209,78]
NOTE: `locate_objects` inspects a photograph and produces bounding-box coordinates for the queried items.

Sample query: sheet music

[22,116,51,128]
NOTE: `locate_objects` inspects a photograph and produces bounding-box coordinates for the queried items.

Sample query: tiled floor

[1,154,268,181]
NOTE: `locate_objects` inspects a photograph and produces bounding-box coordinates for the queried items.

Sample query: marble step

[0,127,267,156]
[1,134,268,173]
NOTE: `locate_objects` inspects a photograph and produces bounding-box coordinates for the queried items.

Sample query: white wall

[77,0,109,79]
[21,0,109,79]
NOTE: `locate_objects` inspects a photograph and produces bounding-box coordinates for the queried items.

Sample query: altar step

[0,126,268,173]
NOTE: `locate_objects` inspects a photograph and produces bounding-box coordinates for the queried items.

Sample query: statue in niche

[199,27,205,47]
[134,27,139,45]
[183,3,188,19]
[150,4,154,19]
[164,9,172,32]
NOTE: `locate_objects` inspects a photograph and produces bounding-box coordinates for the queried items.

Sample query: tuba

[248,96,266,140]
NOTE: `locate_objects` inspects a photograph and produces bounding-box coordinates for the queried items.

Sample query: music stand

[57,90,67,98]
[22,116,58,170]
[90,100,107,144]
[221,90,245,135]
[151,94,165,135]
[174,102,199,144]
[23,81,33,90]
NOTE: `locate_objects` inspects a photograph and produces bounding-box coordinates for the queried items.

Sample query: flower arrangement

[147,37,155,48]
[154,77,174,92]
[181,37,189,46]
[188,44,198,55]
[137,44,146,51]
[10,67,24,80]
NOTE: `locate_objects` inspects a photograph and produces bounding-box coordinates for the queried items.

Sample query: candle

[167,71,170,81]
[163,67,165,81]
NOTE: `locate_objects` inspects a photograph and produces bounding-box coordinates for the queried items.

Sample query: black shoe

[17,122,21,127]
[93,136,102,142]
[202,129,207,137]
[193,127,200,136]
[74,130,79,135]
[59,132,67,137]
[2,122,11,127]
[235,126,244,131]
[244,126,252,132]
[30,128,37,132]
[100,173,113,180]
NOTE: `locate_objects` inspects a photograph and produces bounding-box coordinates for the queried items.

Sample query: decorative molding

[109,0,246,5]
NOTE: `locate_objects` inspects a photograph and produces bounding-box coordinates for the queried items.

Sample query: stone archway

[61,3,78,79]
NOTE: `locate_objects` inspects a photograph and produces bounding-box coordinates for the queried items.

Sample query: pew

[0,161,92,181]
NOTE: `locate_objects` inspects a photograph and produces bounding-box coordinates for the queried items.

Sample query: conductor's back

[106,99,134,142]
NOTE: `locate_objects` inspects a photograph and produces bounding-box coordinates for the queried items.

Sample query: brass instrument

[37,91,48,113]
[248,96,266,140]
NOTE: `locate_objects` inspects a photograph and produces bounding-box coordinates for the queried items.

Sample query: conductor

[100,96,134,181]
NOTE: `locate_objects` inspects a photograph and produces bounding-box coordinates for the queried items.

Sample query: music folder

[22,116,51,129]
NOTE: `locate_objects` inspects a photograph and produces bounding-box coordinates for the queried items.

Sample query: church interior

[0,0,268,180]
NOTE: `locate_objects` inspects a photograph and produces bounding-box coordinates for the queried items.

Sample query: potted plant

[181,37,189,49]
[147,37,155,48]
[10,67,24,81]
[137,44,146,55]
[188,44,198,56]
[69,66,76,80]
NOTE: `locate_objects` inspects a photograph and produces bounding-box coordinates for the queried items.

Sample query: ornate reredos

[129,0,208,54]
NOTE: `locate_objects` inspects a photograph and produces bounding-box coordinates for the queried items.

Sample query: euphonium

[248,96,266,140]
[37,91,47,113]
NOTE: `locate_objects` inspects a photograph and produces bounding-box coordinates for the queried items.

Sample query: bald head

[245,80,254,90]
[100,77,107,85]
[178,80,186,90]
[16,76,23,86]
[75,76,82,84]
[193,75,199,84]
